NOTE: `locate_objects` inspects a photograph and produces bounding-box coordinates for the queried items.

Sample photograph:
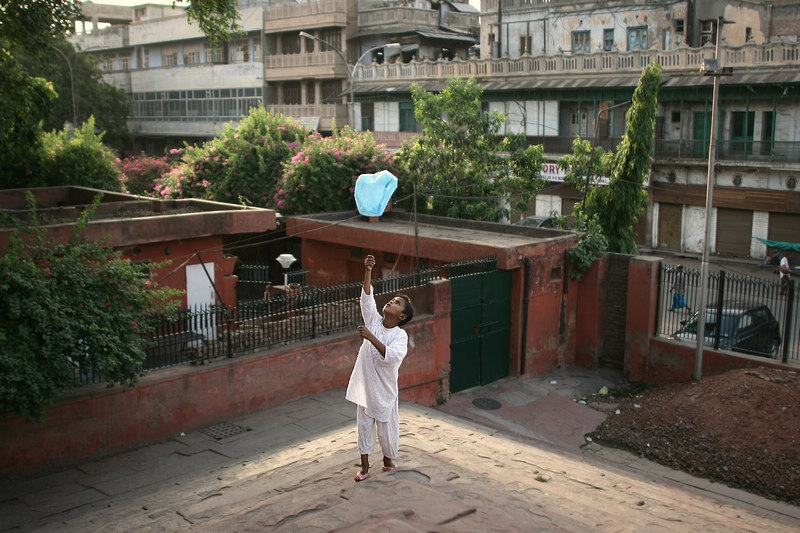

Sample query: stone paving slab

[2,369,799,532]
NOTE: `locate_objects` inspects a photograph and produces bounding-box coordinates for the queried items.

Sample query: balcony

[264,51,349,81]
[129,62,263,92]
[351,42,800,85]
[70,26,129,50]
[263,0,348,33]
[266,104,345,132]
[358,7,438,31]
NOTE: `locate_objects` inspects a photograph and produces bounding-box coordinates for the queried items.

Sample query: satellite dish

[354,170,398,217]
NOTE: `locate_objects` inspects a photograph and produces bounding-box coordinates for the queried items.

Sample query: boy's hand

[364,255,375,271]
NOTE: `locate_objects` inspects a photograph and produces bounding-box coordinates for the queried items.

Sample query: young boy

[345,254,414,482]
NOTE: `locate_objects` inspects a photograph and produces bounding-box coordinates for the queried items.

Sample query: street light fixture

[694,16,734,381]
[299,32,400,129]
[276,253,297,286]
[50,44,78,127]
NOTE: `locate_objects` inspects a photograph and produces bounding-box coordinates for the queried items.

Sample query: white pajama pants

[356,404,399,459]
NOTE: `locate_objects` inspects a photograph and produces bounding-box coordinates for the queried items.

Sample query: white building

[71,0,800,262]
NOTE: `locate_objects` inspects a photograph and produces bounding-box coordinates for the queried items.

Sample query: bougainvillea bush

[273,126,396,216]
[165,107,312,206]
[117,152,173,196]
[0,193,181,421]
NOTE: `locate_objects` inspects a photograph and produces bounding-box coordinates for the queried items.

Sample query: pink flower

[145,280,152,288]
[131,321,139,328]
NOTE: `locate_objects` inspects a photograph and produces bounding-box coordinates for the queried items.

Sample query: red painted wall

[0,280,451,479]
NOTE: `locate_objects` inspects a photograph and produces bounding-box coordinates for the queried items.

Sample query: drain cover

[199,422,249,440]
[472,397,502,410]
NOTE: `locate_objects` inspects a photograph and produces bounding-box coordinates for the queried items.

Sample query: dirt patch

[587,367,800,505]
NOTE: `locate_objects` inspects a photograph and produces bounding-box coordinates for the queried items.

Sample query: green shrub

[0,193,181,421]
[274,126,396,215]
[168,107,311,205]
[37,116,121,191]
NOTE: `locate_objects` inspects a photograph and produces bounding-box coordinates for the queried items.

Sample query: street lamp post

[50,45,78,127]
[299,32,399,129]
[694,16,733,381]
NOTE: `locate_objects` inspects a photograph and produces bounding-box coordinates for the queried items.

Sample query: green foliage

[37,117,121,191]
[274,127,396,216]
[584,62,662,255]
[117,153,174,196]
[0,1,79,48]
[558,136,610,206]
[168,107,311,205]
[0,49,55,188]
[0,193,181,421]
[395,78,545,222]
[180,0,243,44]
[566,213,608,281]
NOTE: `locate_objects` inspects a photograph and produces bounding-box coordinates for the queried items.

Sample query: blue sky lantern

[354,170,397,217]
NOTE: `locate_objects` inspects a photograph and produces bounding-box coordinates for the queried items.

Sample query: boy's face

[383,296,407,322]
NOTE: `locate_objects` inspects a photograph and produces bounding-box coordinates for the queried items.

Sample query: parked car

[671,302,781,358]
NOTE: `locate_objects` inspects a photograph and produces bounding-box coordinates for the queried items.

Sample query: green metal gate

[449,269,512,393]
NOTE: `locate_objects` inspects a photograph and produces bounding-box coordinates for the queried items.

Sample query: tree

[164,107,311,205]
[274,126,397,216]
[582,62,663,254]
[395,78,545,222]
[0,193,181,421]
[37,117,122,191]
[180,0,242,44]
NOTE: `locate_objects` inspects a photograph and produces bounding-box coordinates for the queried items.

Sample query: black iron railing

[658,263,798,363]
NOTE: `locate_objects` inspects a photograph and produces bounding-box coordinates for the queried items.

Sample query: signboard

[541,162,609,186]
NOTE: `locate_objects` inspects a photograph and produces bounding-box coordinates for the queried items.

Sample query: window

[671,110,681,123]
[282,34,301,55]
[102,56,114,71]
[519,35,532,54]
[700,20,715,46]
[205,45,226,64]
[399,101,417,132]
[603,29,614,51]
[306,81,315,104]
[283,82,301,105]
[321,80,341,103]
[320,30,341,52]
[745,27,753,42]
[627,26,648,50]
[183,50,200,65]
[162,46,178,66]
[761,111,774,155]
[674,19,685,34]
[120,56,129,71]
[361,102,374,131]
[232,40,249,62]
[731,110,755,156]
[571,30,590,53]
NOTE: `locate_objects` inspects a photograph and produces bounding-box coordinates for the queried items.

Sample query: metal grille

[199,422,249,440]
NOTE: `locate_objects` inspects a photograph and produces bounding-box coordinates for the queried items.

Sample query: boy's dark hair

[397,294,414,326]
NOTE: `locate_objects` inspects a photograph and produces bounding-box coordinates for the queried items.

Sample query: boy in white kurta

[346,254,414,482]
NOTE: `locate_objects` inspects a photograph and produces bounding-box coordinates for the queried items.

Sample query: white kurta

[345,288,408,422]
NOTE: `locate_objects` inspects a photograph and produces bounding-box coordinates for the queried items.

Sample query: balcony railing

[352,42,800,82]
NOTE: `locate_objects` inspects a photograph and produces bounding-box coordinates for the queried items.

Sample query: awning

[416,29,478,44]
[401,44,419,53]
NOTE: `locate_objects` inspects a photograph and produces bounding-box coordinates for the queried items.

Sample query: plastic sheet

[354,170,398,217]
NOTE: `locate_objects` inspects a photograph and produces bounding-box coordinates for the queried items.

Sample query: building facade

[71,0,800,262]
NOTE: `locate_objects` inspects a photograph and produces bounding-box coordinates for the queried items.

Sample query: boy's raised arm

[363,254,375,295]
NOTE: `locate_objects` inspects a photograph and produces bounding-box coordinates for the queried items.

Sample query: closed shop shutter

[769,212,800,266]
[716,208,752,258]
[657,203,682,250]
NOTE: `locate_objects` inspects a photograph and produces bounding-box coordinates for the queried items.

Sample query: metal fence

[658,263,798,363]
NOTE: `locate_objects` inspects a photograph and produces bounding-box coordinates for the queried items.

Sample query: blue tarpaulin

[354,170,397,217]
